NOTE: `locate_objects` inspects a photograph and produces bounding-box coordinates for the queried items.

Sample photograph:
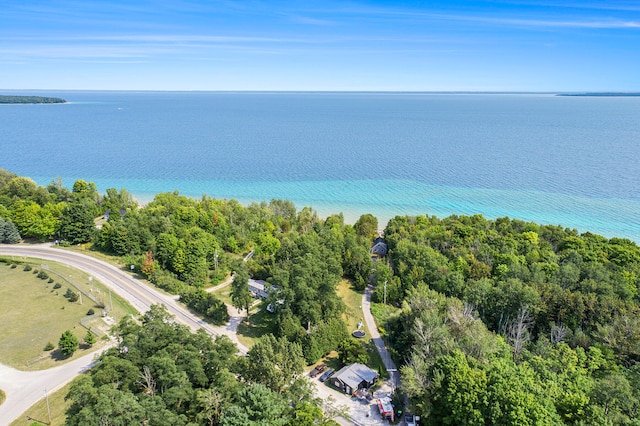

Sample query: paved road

[362,284,401,393]
[0,346,112,425]
[0,244,248,425]
[0,245,399,425]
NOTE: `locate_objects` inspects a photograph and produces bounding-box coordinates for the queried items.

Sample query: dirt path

[362,284,400,391]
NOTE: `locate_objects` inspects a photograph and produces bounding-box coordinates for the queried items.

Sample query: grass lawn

[9,377,77,426]
[0,258,135,370]
[336,279,366,333]
[0,388,5,405]
[336,279,389,379]
[211,285,233,306]
[235,302,277,349]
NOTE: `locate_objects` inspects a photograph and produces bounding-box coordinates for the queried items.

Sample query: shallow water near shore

[2,91,639,240]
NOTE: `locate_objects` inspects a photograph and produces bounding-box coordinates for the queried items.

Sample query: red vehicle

[309,364,327,378]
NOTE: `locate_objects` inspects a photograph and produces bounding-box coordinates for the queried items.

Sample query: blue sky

[2,0,639,91]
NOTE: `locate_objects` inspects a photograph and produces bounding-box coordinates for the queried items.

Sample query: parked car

[405,414,418,426]
[309,364,327,378]
[319,368,335,382]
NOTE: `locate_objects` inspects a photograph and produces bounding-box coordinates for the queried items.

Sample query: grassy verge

[0,389,5,405]
[370,301,403,368]
[0,258,134,370]
[9,378,77,426]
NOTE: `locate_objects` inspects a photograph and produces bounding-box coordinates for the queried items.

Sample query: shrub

[87,308,95,315]
[180,288,229,325]
[48,278,54,283]
[43,342,55,351]
[23,264,32,271]
[37,271,49,280]
[32,269,38,274]
[64,288,79,302]
[53,283,62,289]
[10,264,16,268]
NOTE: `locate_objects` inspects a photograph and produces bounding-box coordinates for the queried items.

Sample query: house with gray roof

[329,363,379,395]
[248,279,270,298]
[370,238,388,258]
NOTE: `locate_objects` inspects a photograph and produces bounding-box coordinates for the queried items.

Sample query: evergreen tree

[59,330,79,356]
[0,216,21,243]
[84,328,96,346]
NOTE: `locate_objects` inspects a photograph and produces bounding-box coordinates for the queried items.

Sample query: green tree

[353,213,378,239]
[338,338,368,365]
[293,401,340,426]
[429,350,487,426]
[231,267,252,318]
[60,202,95,244]
[59,330,79,356]
[2,176,38,200]
[84,328,96,346]
[244,334,304,393]
[221,384,292,426]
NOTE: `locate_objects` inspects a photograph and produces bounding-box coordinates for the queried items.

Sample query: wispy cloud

[292,4,640,30]
[494,1,640,13]
[287,15,337,26]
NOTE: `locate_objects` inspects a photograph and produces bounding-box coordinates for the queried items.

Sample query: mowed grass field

[0,259,135,370]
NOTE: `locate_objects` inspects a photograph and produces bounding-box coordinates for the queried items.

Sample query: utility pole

[45,388,51,424]
[109,289,116,320]
[384,280,387,305]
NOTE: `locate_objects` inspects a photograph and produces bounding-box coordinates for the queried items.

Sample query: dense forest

[0,95,66,104]
[1,168,640,425]
[381,215,640,425]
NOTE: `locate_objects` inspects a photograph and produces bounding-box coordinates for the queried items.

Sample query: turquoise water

[1,91,639,240]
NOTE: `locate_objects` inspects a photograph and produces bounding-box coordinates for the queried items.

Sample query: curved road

[0,244,248,425]
[0,346,111,425]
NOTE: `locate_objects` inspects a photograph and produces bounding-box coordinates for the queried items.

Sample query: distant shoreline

[557,92,640,97]
[0,95,67,104]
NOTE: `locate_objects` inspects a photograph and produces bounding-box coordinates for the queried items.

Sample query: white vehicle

[405,414,418,425]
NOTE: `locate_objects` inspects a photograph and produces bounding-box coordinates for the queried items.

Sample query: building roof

[332,363,378,389]
[371,241,388,256]
[248,279,266,291]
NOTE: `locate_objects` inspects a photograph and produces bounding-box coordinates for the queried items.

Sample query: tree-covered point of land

[0,95,66,103]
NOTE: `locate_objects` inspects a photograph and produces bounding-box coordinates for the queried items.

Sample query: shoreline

[47,177,639,243]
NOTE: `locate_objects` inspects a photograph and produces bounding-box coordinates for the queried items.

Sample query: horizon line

[4,89,640,94]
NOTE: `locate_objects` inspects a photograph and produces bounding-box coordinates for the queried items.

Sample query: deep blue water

[1,91,639,240]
